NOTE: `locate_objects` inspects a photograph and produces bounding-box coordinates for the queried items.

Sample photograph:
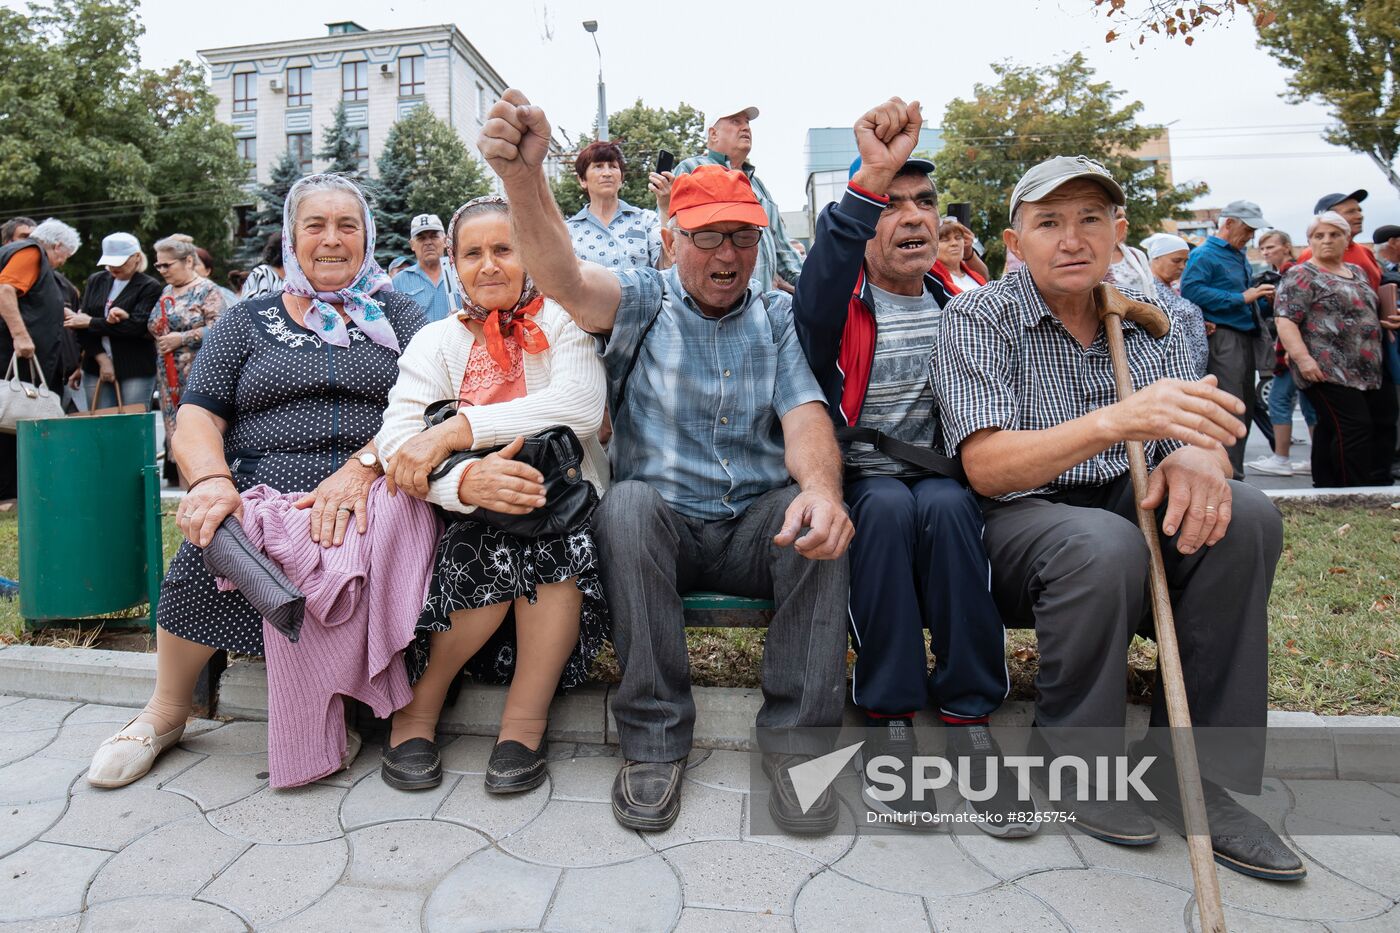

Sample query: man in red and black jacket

[793,98,1028,837]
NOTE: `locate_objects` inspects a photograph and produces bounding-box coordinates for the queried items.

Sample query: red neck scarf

[461,294,549,373]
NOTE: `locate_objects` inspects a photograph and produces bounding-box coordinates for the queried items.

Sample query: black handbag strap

[610,300,665,417]
[836,426,966,484]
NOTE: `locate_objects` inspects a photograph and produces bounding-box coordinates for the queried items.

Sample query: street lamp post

[582,20,608,141]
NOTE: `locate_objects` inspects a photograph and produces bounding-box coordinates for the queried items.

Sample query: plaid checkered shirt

[602,265,824,521]
[934,267,1197,501]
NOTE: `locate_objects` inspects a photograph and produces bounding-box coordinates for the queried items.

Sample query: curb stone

[2,645,1396,779]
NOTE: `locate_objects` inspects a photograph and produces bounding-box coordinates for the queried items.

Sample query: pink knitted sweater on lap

[220,478,441,787]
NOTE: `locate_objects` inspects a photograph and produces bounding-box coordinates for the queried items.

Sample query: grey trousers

[1206,325,1263,478]
[980,476,1282,792]
[594,481,849,762]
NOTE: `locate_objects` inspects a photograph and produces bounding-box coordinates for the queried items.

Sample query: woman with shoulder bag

[376,196,611,794]
[65,232,162,412]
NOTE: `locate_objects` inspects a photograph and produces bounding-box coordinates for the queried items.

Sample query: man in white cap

[1179,199,1274,478]
[392,213,451,322]
[934,156,1304,881]
[674,104,804,295]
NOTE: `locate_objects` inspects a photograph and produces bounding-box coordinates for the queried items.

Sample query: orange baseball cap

[668,164,770,230]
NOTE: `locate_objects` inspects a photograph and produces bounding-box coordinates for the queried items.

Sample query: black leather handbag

[422,400,598,538]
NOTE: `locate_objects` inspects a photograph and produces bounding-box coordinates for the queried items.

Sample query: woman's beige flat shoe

[87,717,186,788]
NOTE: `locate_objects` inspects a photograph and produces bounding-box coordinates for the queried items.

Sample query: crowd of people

[4,89,1399,888]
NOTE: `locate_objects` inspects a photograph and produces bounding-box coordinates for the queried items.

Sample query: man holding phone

[1180,200,1275,478]
[674,104,805,295]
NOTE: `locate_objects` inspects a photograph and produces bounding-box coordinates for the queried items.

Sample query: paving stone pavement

[0,696,1396,932]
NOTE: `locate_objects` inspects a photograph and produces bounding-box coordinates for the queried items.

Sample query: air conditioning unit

[269,78,284,93]
[379,63,395,78]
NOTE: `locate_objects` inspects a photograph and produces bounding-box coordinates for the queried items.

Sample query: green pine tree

[372,104,491,266]
[237,149,301,267]
[319,101,363,178]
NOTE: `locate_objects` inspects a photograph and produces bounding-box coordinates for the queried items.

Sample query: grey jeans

[980,476,1281,792]
[1206,325,1264,478]
[594,481,849,762]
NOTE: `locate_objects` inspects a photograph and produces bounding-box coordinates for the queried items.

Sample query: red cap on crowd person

[667,165,769,229]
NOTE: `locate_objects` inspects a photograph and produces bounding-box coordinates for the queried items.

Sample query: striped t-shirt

[845,283,942,477]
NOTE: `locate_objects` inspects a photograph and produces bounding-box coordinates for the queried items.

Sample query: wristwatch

[351,449,382,474]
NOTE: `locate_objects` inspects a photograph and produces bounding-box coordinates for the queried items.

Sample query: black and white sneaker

[945,723,1041,839]
[858,716,939,831]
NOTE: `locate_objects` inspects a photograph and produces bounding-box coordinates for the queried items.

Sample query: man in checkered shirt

[934,156,1304,882]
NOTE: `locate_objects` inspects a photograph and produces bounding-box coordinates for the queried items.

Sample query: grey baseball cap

[1009,155,1125,218]
[1219,200,1270,230]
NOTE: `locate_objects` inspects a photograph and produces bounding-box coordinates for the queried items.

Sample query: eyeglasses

[154,259,189,271]
[676,228,762,250]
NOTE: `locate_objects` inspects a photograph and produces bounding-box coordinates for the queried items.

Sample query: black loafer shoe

[1133,746,1307,881]
[764,753,839,836]
[381,737,442,791]
[485,739,548,795]
[611,759,684,831]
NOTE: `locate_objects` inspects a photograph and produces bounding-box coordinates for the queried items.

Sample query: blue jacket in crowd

[1179,235,1259,333]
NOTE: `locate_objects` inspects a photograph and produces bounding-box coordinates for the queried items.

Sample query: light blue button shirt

[566,199,663,271]
[602,266,824,521]
[392,264,453,323]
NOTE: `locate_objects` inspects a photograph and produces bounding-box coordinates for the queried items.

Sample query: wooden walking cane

[1094,284,1227,933]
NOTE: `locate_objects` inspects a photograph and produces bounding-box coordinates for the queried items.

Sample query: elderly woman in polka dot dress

[87,174,426,787]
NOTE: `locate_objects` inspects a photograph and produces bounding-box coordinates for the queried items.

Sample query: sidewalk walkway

[1,696,1396,931]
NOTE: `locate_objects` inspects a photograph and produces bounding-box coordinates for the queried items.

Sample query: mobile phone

[655,150,675,175]
[947,202,972,228]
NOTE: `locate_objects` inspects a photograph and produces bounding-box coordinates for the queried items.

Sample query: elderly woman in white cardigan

[375,196,610,795]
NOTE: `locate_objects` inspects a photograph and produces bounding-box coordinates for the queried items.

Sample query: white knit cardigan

[375,298,610,515]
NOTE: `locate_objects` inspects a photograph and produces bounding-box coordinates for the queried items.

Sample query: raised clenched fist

[850,97,924,195]
[478,88,554,183]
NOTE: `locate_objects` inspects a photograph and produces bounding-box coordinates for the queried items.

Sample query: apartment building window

[354,127,370,173]
[476,82,487,123]
[342,61,368,102]
[287,132,313,174]
[286,66,311,107]
[236,137,256,177]
[398,55,424,97]
[232,72,256,112]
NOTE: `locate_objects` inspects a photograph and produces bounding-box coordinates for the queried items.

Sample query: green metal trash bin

[16,413,163,629]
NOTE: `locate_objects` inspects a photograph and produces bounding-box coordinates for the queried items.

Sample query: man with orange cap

[480,90,852,836]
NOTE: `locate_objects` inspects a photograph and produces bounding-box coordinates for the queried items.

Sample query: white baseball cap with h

[410,214,445,237]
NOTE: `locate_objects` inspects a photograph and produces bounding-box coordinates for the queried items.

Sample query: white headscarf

[1146,234,1191,260]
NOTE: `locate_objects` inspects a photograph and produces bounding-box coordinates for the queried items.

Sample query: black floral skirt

[408,514,609,688]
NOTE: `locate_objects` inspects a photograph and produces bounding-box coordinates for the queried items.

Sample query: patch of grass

[2,502,1395,715]
[0,509,184,645]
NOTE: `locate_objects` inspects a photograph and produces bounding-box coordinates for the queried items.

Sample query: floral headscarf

[280,173,399,351]
[442,196,549,372]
